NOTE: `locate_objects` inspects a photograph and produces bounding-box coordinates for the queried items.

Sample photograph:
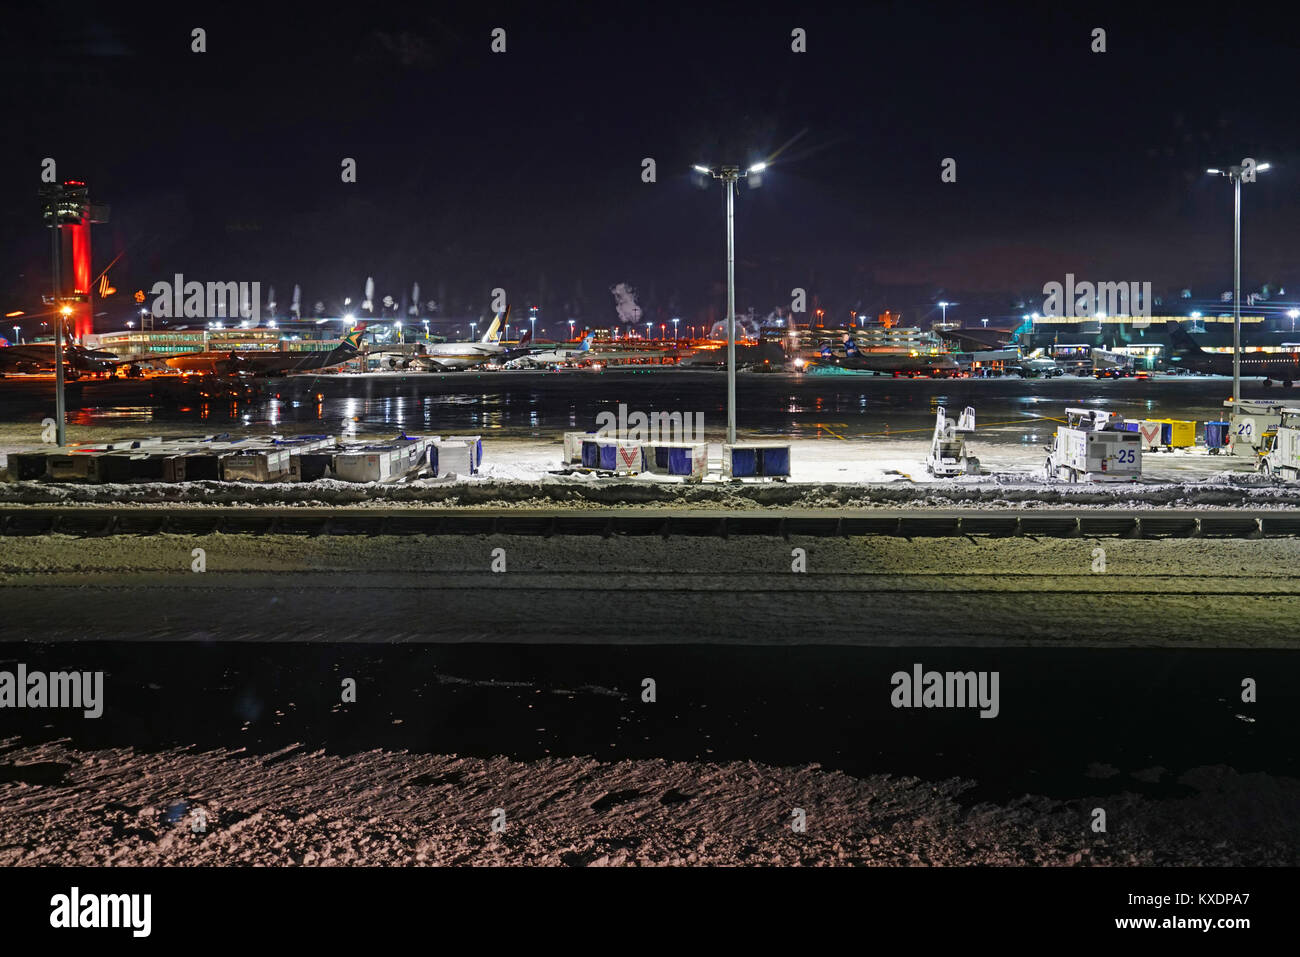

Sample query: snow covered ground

[1,428,1290,510]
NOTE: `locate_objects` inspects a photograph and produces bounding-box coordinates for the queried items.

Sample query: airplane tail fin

[580,333,594,352]
[1165,320,1205,354]
[481,316,502,343]
[336,321,368,354]
[843,335,860,357]
[820,342,832,359]
[517,328,532,347]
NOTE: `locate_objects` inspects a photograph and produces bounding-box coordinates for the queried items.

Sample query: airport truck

[926,405,979,477]
[1045,408,1141,482]
[1255,408,1300,479]
[1225,400,1288,457]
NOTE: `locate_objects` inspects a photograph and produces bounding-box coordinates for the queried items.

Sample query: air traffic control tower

[40,180,109,342]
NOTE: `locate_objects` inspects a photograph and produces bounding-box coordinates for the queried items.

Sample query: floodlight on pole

[1207,161,1272,406]
[693,160,764,444]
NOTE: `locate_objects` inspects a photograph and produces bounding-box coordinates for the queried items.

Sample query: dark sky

[3,1,1298,330]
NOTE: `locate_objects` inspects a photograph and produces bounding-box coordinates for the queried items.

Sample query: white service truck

[1045,408,1141,482]
[1225,400,1288,457]
[1255,408,1300,479]
[926,405,979,477]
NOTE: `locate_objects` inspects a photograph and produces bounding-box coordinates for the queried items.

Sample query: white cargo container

[442,435,482,473]
[430,439,475,477]
[722,442,791,481]
[641,441,708,481]
[563,431,596,465]
[1046,408,1141,482]
[220,448,291,482]
[332,445,409,483]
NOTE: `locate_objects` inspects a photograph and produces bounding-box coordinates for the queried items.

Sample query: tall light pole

[672,317,679,339]
[568,319,575,340]
[11,326,19,345]
[938,300,950,324]
[1207,162,1271,406]
[694,161,765,444]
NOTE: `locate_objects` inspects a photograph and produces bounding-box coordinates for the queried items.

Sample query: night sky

[3,1,1298,331]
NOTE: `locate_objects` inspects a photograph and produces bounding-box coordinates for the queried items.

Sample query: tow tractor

[1255,408,1300,479]
[1045,408,1141,482]
[926,405,979,477]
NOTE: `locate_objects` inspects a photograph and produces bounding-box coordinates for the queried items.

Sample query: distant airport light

[1191,311,1202,318]
[693,165,711,174]
[747,162,767,173]
[4,310,22,318]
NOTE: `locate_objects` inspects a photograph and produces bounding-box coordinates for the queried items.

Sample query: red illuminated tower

[42,181,109,342]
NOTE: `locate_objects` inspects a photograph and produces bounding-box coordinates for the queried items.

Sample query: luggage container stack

[722,442,792,481]
[641,441,709,482]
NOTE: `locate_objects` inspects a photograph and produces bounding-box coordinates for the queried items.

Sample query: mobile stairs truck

[926,405,979,477]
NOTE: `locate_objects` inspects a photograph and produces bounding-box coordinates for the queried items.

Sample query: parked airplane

[406,307,534,370]
[0,340,129,378]
[160,323,368,376]
[803,334,960,377]
[1165,321,1300,386]
[514,333,595,367]
[1014,354,1063,378]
